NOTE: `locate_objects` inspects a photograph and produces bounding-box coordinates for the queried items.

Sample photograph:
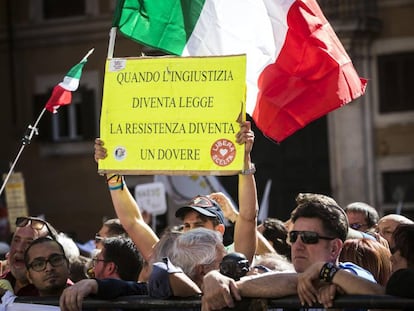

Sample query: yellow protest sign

[99,55,246,175]
[3,172,29,232]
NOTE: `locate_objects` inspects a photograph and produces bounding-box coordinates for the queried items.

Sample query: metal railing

[15,294,414,310]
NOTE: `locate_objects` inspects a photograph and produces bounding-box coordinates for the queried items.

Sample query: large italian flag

[113,0,366,142]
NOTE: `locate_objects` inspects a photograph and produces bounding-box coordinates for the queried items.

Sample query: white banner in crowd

[134,182,167,216]
[154,175,235,207]
[258,179,272,223]
[5,303,60,311]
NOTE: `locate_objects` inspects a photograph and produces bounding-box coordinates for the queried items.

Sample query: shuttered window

[42,0,85,19]
[378,51,414,113]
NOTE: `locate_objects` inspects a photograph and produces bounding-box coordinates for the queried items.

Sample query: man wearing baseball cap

[175,195,226,234]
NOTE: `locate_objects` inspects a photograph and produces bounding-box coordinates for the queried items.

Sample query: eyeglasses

[92,257,108,266]
[94,234,105,244]
[350,223,368,230]
[28,254,67,272]
[288,231,335,244]
[252,264,272,273]
[16,217,55,239]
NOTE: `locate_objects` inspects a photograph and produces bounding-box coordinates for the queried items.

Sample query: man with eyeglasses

[59,237,149,311]
[1,237,72,309]
[24,237,72,296]
[94,218,127,250]
[59,228,223,311]
[201,193,375,311]
[0,216,58,296]
[91,236,143,281]
[377,214,413,249]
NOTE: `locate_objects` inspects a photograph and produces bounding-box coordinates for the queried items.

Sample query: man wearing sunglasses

[344,201,379,233]
[0,216,58,296]
[201,193,375,310]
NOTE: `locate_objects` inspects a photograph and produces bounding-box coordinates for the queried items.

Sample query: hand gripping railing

[15,294,414,310]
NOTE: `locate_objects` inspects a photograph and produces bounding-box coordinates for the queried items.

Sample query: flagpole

[0,48,94,196]
[82,48,95,63]
[107,27,117,59]
[0,108,47,196]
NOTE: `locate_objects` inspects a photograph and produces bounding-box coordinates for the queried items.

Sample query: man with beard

[0,216,58,296]
[24,237,72,296]
[0,237,72,309]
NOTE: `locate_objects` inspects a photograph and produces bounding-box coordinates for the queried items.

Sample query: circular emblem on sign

[210,139,236,167]
[114,146,127,161]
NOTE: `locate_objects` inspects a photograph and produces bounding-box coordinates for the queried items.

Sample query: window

[378,51,414,113]
[30,0,99,22]
[34,71,100,148]
[42,0,85,19]
[34,87,97,142]
[382,170,414,204]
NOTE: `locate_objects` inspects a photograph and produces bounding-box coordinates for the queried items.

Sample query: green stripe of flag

[65,59,87,80]
[113,0,206,55]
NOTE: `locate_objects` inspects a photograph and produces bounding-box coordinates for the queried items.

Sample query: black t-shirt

[386,268,414,298]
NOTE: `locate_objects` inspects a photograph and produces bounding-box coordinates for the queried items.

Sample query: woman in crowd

[339,238,392,286]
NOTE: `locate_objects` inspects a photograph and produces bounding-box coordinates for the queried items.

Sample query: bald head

[378,214,413,248]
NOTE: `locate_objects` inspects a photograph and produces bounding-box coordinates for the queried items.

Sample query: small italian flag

[45,48,94,113]
[113,0,366,142]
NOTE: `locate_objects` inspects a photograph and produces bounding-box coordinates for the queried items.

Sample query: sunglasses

[350,223,368,230]
[95,234,105,244]
[252,264,272,273]
[15,217,55,238]
[28,253,67,272]
[288,230,335,244]
[190,195,216,208]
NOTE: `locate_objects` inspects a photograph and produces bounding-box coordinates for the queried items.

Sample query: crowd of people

[0,121,413,311]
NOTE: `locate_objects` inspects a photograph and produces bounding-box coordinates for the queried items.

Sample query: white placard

[134,182,167,216]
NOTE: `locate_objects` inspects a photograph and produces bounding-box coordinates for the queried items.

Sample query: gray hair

[56,232,80,262]
[253,252,294,273]
[150,228,182,265]
[169,228,224,280]
[345,202,379,228]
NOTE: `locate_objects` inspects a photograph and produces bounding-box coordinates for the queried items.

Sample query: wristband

[319,262,340,282]
[108,183,124,191]
[240,163,256,175]
[106,174,124,191]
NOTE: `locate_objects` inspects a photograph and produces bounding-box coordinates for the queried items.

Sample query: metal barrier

[15,294,414,310]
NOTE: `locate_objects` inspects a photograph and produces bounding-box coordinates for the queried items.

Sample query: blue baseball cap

[175,195,225,225]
